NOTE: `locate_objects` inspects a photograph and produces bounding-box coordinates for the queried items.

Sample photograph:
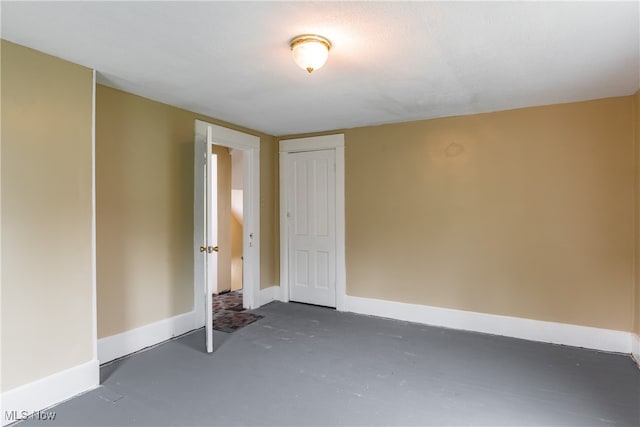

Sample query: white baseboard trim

[1,359,99,426]
[98,311,198,364]
[344,295,632,354]
[632,333,640,367]
[259,286,278,307]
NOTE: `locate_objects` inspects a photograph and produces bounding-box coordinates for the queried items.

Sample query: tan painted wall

[231,214,243,291]
[212,145,232,293]
[342,97,635,331]
[261,132,279,289]
[1,41,94,391]
[96,85,277,339]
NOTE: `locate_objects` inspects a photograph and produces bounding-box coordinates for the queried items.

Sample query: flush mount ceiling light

[290,34,331,74]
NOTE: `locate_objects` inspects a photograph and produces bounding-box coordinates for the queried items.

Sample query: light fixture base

[290,34,332,51]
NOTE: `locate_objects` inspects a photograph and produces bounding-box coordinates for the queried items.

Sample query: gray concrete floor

[19,302,640,426]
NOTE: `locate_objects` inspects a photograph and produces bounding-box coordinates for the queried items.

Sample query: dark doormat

[212,291,264,333]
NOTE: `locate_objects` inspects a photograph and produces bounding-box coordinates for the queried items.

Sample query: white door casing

[194,120,261,352]
[279,134,346,310]
[287,150,336,307]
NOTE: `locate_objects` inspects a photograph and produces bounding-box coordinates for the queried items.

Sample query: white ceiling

[2,1,639,136]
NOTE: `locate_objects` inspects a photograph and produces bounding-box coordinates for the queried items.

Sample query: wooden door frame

[279,134,346,311]
[194,119,261,331]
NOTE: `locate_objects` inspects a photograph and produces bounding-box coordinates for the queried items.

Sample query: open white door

[194,119,260,353]
[203,128,218,353]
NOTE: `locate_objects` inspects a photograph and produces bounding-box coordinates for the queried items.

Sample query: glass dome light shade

[290,35,331,73]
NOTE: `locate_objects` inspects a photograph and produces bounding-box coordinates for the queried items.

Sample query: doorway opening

[230,148,244,294]
[208,145,244,296]
[194,120,260,352]
[210,146,262,333]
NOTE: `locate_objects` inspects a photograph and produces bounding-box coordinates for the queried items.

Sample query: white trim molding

[98,311,198,364]
[632,333,640,367]
[1,359,99,426]
[344,295,632,354]
[259,286,279,306]
[91,68,98,362]
[278,150,289,305]
[279,134,346,311]
[279,134,344,152]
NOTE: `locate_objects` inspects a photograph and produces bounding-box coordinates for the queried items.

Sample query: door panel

[204,129,218,353]
[295,250,309,287]
[317,251,329,289]
[194,129,217,354]
[288,150,336,308]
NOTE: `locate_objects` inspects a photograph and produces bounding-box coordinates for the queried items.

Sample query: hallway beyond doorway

[212,291,262,333]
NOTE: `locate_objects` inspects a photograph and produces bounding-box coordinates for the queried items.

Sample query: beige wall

[96,85,277,339]
[341,97,635,332]
[231,214,243,291]
[1,41,94,391]
[261,131,279,289]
